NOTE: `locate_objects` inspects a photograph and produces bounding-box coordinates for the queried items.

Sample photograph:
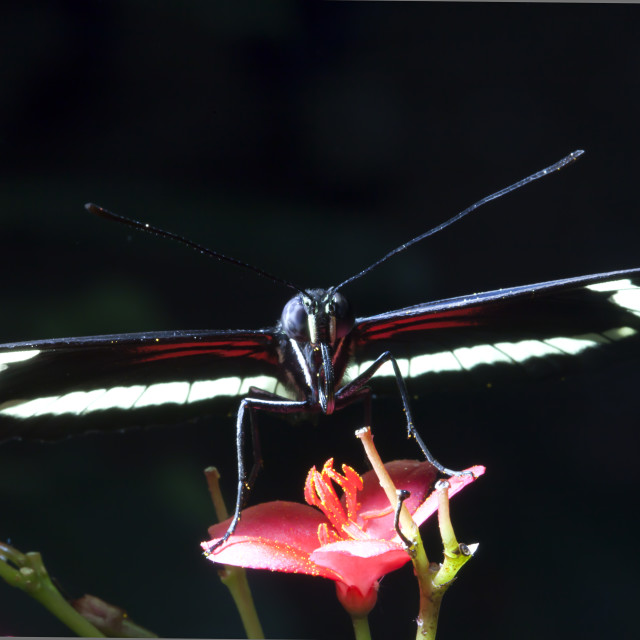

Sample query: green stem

[415,572,444,640]
[218,566,264,639]
[415,481,478,638]
[0,544,104,637]
[433,481,476,587]
[204,467,264,639]
[351,614,372,640]
[30,578,106,637]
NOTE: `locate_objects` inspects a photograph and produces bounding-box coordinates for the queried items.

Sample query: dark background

[1,2,639,639]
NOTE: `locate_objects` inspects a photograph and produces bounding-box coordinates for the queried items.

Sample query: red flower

[202,459,484,616]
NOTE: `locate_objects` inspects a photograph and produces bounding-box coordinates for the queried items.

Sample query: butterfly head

[280,289,354,346]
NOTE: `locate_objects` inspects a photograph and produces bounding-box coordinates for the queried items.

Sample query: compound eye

[281,296,310,341]
[331,292,355,338]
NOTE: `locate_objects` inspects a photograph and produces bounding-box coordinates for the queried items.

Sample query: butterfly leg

[208,395,310,554]
[335,351,464,477]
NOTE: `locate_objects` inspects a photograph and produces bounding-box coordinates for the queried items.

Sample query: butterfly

[2,150,639,546]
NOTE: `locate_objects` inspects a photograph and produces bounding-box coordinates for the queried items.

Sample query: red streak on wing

[133,348,274,364]
[127,338,277,365]
[133,339,271,354]
[358,306,484,343]
[362,319,479,341]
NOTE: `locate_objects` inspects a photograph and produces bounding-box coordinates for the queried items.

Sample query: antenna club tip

[85,203,114,220]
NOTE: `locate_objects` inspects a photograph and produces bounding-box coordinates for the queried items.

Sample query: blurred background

[1,2,639,638]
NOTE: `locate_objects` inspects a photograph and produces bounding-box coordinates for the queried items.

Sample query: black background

[1,2,640,639]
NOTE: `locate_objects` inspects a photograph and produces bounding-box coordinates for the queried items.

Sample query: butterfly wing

[349,267,640,392]
[4,268,640,440]
[0,329,285,440]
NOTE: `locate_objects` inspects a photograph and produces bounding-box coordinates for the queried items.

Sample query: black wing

[350,267,640,391]
[0,329,283,441]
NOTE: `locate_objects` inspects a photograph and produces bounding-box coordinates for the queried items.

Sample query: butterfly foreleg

[208,395,310,553]
[243,385,300,489]
[336,351,462,476]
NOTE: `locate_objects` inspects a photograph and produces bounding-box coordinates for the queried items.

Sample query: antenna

[85,203,309,297]
[334,150,584,292]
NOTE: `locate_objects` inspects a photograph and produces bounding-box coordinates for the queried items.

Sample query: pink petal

[412,465,485,527]
[356,460,438,538]
[203,534,340,579]
[206,501,327,554]
[311,539,411,594]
